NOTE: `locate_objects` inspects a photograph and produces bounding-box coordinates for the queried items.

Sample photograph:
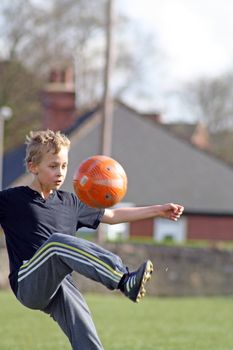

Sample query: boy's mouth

[55,180,63,185]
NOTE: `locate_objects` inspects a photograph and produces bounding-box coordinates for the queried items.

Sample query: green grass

[0,291,233,350]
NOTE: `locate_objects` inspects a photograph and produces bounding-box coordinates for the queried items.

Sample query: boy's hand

[158,203,184,221]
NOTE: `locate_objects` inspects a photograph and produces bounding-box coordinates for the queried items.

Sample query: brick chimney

[141,112,162,123]
[40,67,76,131]
[191,122,211,151]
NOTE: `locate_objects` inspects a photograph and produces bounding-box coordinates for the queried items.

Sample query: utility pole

[101,0,115,156]
[98,0,116,243]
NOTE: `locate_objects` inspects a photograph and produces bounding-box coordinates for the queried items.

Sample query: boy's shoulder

[1,186,26,195]
[0,186,28,205]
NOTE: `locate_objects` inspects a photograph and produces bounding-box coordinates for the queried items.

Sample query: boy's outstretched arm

[101,203,184,225]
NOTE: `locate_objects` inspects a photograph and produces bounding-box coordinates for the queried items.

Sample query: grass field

[0,291,233,350]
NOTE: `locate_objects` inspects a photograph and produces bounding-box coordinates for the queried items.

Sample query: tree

[0,60,43,151]
[180,74,233,131]
[0,0,162,151]
[0,0,161,108]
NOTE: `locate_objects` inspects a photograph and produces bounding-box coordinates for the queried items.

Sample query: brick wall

[130,218,153,237]
[187,215,233,241]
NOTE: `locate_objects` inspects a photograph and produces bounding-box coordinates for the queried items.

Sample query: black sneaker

[121,260,153,303]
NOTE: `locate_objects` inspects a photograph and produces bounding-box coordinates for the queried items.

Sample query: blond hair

[25,130,70,169]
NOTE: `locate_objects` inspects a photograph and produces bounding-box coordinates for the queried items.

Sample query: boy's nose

[57,169,63,176]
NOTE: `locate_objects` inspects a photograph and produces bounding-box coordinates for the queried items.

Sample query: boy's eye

[49,164,67,169]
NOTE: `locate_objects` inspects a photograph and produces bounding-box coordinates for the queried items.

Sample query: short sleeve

[77,200,105,230]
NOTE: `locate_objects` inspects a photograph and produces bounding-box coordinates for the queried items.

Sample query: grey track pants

[16,232,127,350]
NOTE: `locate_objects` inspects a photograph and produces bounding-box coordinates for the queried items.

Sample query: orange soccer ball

[73,155,128,208]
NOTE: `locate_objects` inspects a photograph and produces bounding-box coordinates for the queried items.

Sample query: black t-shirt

[0,186,104,295]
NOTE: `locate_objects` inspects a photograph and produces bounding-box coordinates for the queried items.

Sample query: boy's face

[29,146,69,191]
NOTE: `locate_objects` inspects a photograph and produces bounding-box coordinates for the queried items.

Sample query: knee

[17,290,49,310]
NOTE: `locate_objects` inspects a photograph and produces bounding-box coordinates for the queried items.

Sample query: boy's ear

[28,162,38,175]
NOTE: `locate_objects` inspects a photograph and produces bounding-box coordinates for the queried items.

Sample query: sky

[118,0,233,121]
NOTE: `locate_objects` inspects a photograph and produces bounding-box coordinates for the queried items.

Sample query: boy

[0,130,184,349]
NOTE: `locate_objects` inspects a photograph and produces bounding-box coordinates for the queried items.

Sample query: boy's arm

[100,203,184,225]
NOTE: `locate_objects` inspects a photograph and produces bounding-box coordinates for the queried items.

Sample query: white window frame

[153,217,187,242]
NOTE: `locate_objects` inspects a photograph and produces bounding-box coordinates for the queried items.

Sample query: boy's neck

[28,183,54,199]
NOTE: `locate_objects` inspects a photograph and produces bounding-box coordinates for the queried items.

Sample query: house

[3,70,233,242]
